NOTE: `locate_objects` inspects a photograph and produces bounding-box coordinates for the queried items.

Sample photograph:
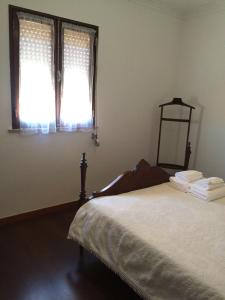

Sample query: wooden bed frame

[78,152,170,265]
[79,152,170,203]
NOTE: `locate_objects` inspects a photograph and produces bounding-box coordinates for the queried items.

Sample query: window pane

[18,13,55,132]
[60,24,96,130]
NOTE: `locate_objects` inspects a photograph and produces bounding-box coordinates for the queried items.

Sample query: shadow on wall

[149,97,204,170]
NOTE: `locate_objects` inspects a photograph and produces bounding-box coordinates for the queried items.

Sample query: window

[9,5,98,133]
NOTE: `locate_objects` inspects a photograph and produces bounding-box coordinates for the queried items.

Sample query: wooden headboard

[79,153,170,203]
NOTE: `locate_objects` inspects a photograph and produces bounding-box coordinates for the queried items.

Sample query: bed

[68,156,225,300]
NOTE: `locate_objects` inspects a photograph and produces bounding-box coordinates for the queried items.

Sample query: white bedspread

[68,183,225,300]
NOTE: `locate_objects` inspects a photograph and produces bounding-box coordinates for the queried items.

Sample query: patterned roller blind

[18,13,55,130]
[60,23,96,129]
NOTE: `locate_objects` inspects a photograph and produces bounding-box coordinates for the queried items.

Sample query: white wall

[0,0,181,218]
[175,7,225,178]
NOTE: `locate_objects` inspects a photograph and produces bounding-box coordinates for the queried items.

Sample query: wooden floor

[0,209,142,300]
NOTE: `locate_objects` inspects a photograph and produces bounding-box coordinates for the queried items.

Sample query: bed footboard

[79,153,170,202]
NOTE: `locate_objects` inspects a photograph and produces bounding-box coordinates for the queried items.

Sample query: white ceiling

[133,0,224,17]
[160,0,216,13]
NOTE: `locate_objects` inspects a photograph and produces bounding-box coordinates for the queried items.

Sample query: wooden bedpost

[79,152,87,205]
[78,153,87,269]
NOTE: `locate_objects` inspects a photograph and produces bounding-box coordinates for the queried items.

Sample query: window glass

[18,13,55,132]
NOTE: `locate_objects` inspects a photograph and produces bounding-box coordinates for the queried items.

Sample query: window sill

[8,127,95,134]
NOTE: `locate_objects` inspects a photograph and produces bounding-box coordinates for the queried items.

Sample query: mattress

[68,183,225,300]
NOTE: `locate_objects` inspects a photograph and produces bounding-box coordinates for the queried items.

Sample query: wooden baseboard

[0,201,80,227]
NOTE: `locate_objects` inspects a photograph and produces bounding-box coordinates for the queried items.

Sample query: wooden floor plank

[0,209,141,300]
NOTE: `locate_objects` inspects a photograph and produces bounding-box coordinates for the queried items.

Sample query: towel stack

[170,170,225,202]
[190,177,225,202]
[169,170,203,192]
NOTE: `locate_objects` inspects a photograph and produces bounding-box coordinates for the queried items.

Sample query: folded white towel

[175,170,203,183]
[190,184,225,202]
[169,176,190,192]
[193,177,224,191]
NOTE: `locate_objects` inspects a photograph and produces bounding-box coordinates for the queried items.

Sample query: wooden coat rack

[156,98,195,170]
